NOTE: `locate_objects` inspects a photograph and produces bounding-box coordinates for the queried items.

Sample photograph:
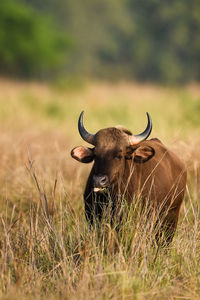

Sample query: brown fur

[71,127,187,244]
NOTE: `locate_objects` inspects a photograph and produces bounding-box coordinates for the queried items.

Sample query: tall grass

[0,78,199,299]
[0,161,199,299]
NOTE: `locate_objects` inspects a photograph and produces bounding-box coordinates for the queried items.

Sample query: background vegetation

[0,0,200,83]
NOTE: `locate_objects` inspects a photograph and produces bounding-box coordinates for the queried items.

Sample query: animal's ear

[71,146,94,163]
[133,146,155,163]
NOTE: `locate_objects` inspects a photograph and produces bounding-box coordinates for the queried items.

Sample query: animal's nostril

[93,175,109,187]
[100,176,108,185]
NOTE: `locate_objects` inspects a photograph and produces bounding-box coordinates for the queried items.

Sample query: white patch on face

[93,187,106,193]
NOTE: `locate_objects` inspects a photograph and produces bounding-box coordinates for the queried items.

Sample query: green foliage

[29,0,200,83]
[0,0,72,77]
[0,0,200,83]
[127,0,200,83]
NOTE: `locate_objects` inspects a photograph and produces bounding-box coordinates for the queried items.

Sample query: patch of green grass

[179,92,200,127]
[45,101,65,120]
[52,76,86,92]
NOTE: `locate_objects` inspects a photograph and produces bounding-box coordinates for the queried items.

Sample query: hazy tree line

[0,0,200,83]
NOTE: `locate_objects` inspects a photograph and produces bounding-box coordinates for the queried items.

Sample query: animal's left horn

[129,112,152,145]
[78,111,95,145]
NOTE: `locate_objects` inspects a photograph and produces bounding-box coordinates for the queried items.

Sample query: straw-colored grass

[0,78,199,299]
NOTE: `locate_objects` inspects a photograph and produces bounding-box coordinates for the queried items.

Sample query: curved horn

[129,112,152,145]
[78,111,95,145]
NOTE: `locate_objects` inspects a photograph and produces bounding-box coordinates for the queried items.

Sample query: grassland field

[0,78,199,299]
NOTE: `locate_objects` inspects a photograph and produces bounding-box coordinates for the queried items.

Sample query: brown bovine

[71,111,187,244]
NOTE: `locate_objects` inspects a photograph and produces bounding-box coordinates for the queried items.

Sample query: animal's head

[71,111,154,192]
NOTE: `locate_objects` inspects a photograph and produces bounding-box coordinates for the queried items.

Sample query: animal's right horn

[78,111,95,145]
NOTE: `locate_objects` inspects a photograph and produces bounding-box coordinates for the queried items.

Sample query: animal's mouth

[93,187,107,193]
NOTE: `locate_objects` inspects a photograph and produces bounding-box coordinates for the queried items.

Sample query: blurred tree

[26,0,133,78]
[1,0,200,83]
[0,0,72,78]
[127,0,200,83]
[29,0,200,83]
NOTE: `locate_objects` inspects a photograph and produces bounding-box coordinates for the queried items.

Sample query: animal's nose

[93,175,109,188]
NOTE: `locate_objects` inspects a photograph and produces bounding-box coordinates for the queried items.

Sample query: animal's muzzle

[93,175,109,189]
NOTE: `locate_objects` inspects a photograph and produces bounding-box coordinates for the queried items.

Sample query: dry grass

[0,78,200,299]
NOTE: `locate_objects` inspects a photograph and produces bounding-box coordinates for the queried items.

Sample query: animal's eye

[116,155,122,160]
